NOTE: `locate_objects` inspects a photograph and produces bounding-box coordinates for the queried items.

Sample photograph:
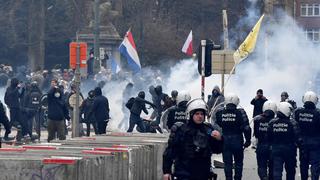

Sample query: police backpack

[125,97,135,110]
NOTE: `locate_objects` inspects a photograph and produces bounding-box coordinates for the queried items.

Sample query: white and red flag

[181,30,193,56]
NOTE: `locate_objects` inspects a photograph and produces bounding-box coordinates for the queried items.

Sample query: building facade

[295,0,320,42]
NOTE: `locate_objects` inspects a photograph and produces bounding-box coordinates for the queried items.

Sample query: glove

[243,141,251,149]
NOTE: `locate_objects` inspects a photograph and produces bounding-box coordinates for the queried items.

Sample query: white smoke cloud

[1,5,319,133]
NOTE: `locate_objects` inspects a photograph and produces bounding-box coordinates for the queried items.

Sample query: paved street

[0,128,306,179]
[214,147,303,180]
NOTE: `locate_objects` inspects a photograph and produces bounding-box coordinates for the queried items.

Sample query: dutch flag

[119,29,141,73]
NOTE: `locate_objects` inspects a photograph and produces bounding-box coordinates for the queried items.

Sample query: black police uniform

[268,112,300,180]
[166,101,188,129]
[163,120,222,180]
[253,110,274,180]
[293,102,320,180]
[215,104,251,180]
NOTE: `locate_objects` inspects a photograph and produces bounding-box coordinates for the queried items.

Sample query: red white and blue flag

[119,29,141,73]
[181,30,193,56]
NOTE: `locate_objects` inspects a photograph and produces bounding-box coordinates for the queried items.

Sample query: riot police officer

[163,98,223,180]
[293,91,320,180]
[268,102,300,180]
[215,93,251,180]
[253,101,277,180]
[161,91,191,130]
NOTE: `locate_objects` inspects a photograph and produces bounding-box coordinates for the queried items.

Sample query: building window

[305,29,320,42]
[314,4,320,16]
[301,4,307,16]
[301,4,320,16]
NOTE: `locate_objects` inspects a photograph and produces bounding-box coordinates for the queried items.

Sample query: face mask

[54,92,61,98]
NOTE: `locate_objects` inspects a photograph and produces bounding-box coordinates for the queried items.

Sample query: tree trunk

[28,0,45,71]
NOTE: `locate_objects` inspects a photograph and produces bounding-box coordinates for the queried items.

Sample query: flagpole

[201,40,206,100]
[222,10,229,95]
[221,64,236,93]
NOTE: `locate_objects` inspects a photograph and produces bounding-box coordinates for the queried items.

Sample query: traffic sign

[69,42,87,69]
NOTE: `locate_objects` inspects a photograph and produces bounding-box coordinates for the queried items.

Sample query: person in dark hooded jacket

[4,78,25,140]
[47,79,70,142]
[207,85,225,117]
[80,90,98,136]
[89,87,109,134]
[149,85,167,125]
[251,89,268,118]
[127,91,155,132]
[22,81,42,138]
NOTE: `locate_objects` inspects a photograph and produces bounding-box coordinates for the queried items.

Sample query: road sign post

[69,42,87,138]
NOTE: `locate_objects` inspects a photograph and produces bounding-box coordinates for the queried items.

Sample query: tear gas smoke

[0,8,319,133]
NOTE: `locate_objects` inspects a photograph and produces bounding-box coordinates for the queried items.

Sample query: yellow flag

[233,14,264,64]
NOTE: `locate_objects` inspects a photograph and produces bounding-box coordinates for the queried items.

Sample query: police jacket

[166,101,188,129]
[47,87,70,121]
[130,97,154,116]
[253,110,274,144]
[90,88,109,121]
[215,104,251,143]
[293,102,320,147]
[268,112,300,146]
[163,120,223,179]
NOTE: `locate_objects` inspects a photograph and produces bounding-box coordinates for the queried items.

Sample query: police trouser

[222,134,244,180]
[256,143,273,180]
[127,113,145,133]
[272,144,296,180]
[299,141,320,180]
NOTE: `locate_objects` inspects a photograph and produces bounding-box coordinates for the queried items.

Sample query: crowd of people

[0,64,178,141]
[0,64,319,180]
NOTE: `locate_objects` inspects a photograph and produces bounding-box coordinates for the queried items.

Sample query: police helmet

[176,91,191,105]
[262,100,277,114]
[302,91,318,105]
[277,102,292,117]
[224,93,240,106]
[186,98,207,118]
